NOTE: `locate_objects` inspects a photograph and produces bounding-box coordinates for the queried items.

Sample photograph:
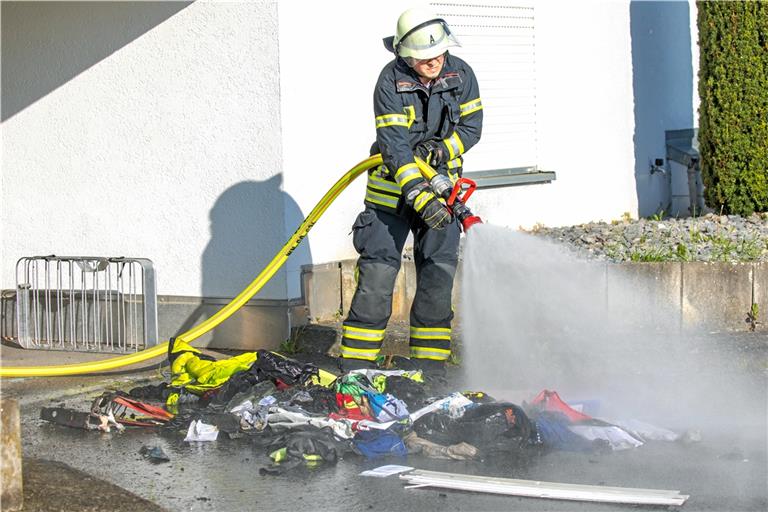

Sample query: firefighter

[340,7,483,375]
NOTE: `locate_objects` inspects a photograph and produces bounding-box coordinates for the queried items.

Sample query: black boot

[413,359,449,394]
[337,357,377,374]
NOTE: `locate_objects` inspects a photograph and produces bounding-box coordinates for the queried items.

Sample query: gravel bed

[528,213,768,262]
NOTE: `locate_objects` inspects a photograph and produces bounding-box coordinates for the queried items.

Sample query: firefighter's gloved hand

[406,183,453,230]
[414,140,447,167]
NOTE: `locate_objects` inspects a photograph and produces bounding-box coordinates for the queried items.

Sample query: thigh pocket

[351,209,376,253]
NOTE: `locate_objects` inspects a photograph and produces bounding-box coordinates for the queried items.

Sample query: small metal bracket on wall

[666,129,706,217]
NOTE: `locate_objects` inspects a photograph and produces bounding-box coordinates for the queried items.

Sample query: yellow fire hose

[0,155,439,380]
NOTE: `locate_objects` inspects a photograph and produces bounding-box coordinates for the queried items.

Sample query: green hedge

[697,1,768,215]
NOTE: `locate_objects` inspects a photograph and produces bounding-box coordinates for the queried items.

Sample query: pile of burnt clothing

[40,339,683,473]
[524,390,682,451]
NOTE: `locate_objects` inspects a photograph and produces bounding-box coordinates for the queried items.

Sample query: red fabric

[530,390,593,423]
[333,393,373,421]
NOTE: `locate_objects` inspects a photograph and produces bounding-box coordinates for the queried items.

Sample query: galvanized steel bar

[14,256,158,353]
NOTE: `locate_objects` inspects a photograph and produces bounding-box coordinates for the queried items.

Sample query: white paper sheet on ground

[568,424,643,450]
[184,420,219,442]
[610,419,680,442]
[360,465,414,477]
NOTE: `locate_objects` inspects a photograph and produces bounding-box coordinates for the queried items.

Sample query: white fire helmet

[391,7,460,61]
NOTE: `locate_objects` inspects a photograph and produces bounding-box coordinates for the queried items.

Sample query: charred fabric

[40,338,684,473]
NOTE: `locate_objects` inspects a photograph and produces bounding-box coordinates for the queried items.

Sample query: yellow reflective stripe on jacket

[410,326,452,340]
[394,163,421,188]
[410,346,451,360]
[403,105,416,128]
[442,132,464,160]
[375,113,409,129]
[365,190,399,209]
[367,173,401,194]
[460,97,483,117]
[447,157,463,170]
[342,325,385,342]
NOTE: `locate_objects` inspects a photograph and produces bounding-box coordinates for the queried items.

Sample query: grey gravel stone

[528,213,768,262]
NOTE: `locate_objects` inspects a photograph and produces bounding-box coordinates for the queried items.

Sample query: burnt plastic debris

[40,407,100,430]
[139,445,171,463]
[260,429,351,475]
[252,350,319,387]
[128,383,169,400]
[414,402,534,455]
[382,376,427,409]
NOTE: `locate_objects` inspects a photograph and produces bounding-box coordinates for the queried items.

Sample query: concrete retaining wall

[1,261,762,352]
[303,260,766,333]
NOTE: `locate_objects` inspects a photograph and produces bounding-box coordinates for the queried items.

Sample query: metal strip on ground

[400,470,689,506]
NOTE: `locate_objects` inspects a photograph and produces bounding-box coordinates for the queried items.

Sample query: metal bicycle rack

[15,256,158,352]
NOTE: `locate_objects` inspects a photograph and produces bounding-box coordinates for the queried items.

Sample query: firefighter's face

[410,53,445,80]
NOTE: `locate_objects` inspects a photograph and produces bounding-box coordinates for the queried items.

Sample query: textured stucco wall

[278,0,414,280]
[1,1,287,299]
[279,0,665,268]
[2,0,700,303]
[472,0,637,230]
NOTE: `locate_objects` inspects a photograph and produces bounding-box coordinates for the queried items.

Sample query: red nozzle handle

[447,177,477,207]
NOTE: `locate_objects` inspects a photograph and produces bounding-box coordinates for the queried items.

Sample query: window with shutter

[432,1,555,187]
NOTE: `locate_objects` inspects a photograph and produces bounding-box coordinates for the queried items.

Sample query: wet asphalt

[7,354,766,512]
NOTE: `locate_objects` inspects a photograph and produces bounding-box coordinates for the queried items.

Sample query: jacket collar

[393,54,462,94]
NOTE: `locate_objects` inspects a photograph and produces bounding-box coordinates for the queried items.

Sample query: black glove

[414,140,448,167]
[405,183,453,230]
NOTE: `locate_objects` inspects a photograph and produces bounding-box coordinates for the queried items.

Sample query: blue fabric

[353,429,407,459]
[364,391,410,422]
[534,412,596,452]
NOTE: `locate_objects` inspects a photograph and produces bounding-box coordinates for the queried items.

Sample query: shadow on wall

[630,0,695,218]
[173,176,312,346]
[1,1,192,121]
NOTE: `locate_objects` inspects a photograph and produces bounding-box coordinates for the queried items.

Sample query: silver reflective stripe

[343,325,385,340]
[367,174,401,194]
[394,164,421,187]
[447,157,462,170]
[376,114,409,128]
[443,135,461,160]
[410,329,452,339]
[410,347,450,360]
[365,190,399,208]
[460,98,483,116]
[340,347,378,360]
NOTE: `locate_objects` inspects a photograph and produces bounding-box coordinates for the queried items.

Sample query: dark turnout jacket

[364,53,483,212]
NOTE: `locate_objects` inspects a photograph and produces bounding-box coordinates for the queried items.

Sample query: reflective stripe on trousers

[340,207,459,361]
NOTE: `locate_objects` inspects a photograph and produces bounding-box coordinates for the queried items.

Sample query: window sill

[464,167,556,189]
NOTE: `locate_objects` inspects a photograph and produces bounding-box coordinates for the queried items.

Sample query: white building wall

[279,0,640,265]
[1,1,286,299]
[2,0,700,302]
[278,0,415,297]
[476,0,638,229]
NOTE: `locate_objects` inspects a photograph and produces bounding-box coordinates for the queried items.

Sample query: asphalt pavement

[1,334,766,512]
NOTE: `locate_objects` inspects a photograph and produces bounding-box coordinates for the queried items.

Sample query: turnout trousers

[340,206,460,363]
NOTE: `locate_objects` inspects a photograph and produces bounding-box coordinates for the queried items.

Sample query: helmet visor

[396,19,460,60]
